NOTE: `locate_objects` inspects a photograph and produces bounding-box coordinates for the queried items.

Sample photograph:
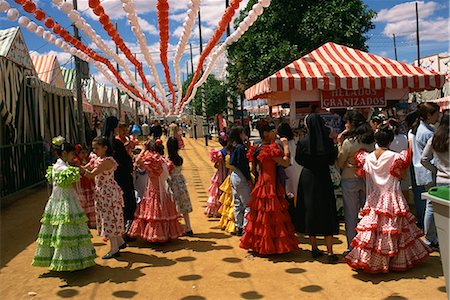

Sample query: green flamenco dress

[32,159,96,271]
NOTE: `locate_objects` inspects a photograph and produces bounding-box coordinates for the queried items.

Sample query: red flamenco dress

[345,149,431,273]
[240,143,298,255]
[128,152,184,242]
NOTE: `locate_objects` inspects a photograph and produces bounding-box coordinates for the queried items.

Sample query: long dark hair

[167,137,183,166]
[432,110,449,153]
[93,136,114,156]
[343,110,374,144]
[226,126,244,152]
[412,102,440,134]
[277,122,294,141]
[405,109,420,133]
[53,142,75,157]
[374,123,395,148]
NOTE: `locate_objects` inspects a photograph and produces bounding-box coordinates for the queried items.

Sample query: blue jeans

[423,183,445,246]
[341,178,366,250]
[411,166,426,229]
[230,170,251,230]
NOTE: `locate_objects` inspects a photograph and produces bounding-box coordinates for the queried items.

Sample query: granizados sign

[321,89,386,109]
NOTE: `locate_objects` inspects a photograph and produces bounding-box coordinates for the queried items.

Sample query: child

[205,132,228,218]
[128,140,184,242]
[240,122,298,255]
[82,137,126,259]
[32,137,96,271]
[345,124,431,273]
[217,152,236,234]
[167,137,194,236]
[73,145,96,228]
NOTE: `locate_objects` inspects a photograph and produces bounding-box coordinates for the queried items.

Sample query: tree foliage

[227,0,376,94]
[182,74,231,116]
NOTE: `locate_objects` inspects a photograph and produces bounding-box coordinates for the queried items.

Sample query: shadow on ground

[130,238,233,253]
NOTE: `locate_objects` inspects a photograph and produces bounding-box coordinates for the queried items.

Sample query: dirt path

[0,137,447,300]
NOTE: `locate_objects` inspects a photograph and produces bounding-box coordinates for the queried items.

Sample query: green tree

[182,74,231,117]
[227,0,376,94]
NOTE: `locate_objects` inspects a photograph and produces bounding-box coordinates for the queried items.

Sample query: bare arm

[82,159,114,179]
[421,139,437,174]
[274,137,291,168]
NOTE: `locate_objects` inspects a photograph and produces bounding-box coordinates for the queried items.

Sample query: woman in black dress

[103,117,137,237]
[295,113,339,263]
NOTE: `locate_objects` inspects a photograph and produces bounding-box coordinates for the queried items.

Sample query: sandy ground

[0,137,447,300]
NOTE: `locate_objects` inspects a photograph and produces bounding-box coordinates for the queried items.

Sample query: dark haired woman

[337,111,374,254]
[103,116,137,237]
[33,137,96,270]
[240,122,298,255]
[128,139,184,242]
[296,114,339,263]
[228,126,251,236]
[345,124,430,273]
[422,110,449,186]
[83,136,126,259]
[167,137,194,236]
[411,102,440,249]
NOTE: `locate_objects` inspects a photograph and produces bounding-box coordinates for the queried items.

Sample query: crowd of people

[33,103,448,275]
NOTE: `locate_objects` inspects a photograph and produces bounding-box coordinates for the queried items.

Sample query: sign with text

[321,89,386,109]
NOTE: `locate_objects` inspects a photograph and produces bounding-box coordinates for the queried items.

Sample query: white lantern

[68,11,80,22]
[52,0,63,6]
[253,4,264,16]
[0,1,10,13]
[55,38,63,47]
[259,0,271,8]
[18,16,30,27]
[43,31,52,41]
[27,21,38,33]
[6,8,19,21]
[49,35,57,44]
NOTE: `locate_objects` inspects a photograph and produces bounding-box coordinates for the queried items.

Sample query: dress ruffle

[76,175,96,228]
[256,142,283,162]
[205,172,222,218]
[354,149,369,177]
[345,190,430,273]
[210,148,223,163]
[390,148,412,178]
[240,182,298,255]
[142,152,164,176]
[217,176,235,233]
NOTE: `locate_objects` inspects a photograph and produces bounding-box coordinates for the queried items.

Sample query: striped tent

[31,55,66,89]
[84,77,100,105]
[245,42,445,101]
[96,83,108,107]
[62,68,93,113]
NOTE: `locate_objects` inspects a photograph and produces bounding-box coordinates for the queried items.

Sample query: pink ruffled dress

[345,149,431,273]
[128,152,184,242]
[204,148,227,218]
[240,143,298,255]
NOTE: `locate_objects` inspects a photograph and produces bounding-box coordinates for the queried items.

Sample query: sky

[0,0,449,97]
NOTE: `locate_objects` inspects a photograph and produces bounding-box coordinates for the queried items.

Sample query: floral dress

[205,148,227,217]
[345,149,431,273]
[240,143,298,255]
[129,152,184,242]
[93,157,125,238]
[32,159,96,271]
[168,164,193,214]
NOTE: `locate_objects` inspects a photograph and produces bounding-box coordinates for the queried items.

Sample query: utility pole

[198,9,208,146]
[72,0,86,145]
[225,0,234,129]
[186,61,189,78]
[189,42,197,139]
[416,2,420,67]
[134,53,139,123]
[116,23,121,121]
[189,43,194,74]
[393,34,398,61]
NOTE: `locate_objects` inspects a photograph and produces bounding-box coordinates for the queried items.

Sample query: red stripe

[301,56,317,90]
[355,51,385,89]
[276,71,283,91]
[322,44,351,89]
[329,43,360,89]
[287,67,295,90]
[366,53,389,88]
[292,60,307,90]
[309,51,330,90]
[315,47,340,90]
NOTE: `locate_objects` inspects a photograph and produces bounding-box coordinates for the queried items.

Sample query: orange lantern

[88,0,100,9]
[93,5,104,16]
[23,1,36,13]
[34,9,45,20]
[44,17,55,28]
[15,0,26,4]
[52,23,61,34]
[99,13,109,25]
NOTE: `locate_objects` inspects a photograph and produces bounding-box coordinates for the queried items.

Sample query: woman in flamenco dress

[240,122,298,255]
[128,140,184,243]
[345,123,431,273]
[217,153,236,234]
[205,132,229,218]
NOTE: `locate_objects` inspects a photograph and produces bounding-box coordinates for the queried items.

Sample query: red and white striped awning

[245,42,445,100]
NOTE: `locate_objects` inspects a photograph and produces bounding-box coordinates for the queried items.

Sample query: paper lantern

[44,17,55,28]
[49,35,56,44]
[0,1,10,12]
[231,0,240,9]
[18,16,30,27]
[52,23,61,34]
[60,2,73,14]
[253,4,263,15]
[43,31,51,41]
[93,5,104,16]
[7,8,19,21]
[103,23,113,31]
[259,0,270,8]
[88,0,100,9]
[55,38,62,47]
[23,1,36,13]
[52,0,63,5]
[99,13,109,25]
[15,0,26,3]
[35,26,44,36]
[34,9,45,20]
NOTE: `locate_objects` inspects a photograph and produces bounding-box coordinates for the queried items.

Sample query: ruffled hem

[210,148,223,163]
[37,233,93,248]
[240,234,298,255]
[41,213,88,225]
[345,243,430,273]
[32,255,96,271]
[256,143,283,162]
[134,196,181,222]
[128,218,183,242]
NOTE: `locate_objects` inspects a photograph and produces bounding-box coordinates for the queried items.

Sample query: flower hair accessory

[155,139,162,146]
[52,136,65,146]
[220,131,227,141]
